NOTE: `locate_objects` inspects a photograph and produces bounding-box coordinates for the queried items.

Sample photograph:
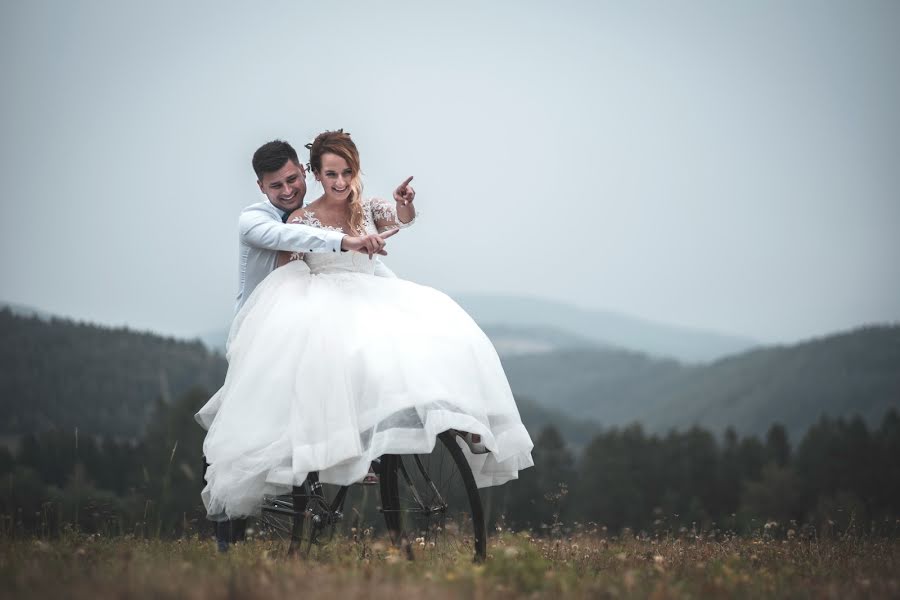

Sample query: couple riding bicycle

[196,131,534,562]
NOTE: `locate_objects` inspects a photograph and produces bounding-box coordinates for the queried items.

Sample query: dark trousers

[216,518,247,545]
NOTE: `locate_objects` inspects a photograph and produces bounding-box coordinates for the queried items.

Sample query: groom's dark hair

[252,140,301,179]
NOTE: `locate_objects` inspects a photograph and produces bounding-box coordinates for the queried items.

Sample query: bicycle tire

[379,430,486,562]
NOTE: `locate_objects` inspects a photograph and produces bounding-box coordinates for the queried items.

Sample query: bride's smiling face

[317,153,355,202]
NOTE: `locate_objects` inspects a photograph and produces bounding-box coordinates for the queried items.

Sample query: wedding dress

[196,198,534,519]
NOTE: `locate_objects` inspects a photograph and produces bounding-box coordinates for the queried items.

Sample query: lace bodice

[286,197,414,275]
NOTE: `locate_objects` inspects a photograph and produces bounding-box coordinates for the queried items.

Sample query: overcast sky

[1,0,898,344]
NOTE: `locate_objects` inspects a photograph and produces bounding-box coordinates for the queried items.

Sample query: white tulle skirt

[196,261,534,520]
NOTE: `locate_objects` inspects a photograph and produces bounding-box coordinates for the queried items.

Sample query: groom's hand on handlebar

[341,228,400,259]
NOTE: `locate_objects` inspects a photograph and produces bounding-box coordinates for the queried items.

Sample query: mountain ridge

[2,303,896,443]
[454,293,759,363]
[500,324,900,439]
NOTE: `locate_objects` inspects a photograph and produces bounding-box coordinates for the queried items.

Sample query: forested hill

[0,309,227,437]
[501,325,900,439]
[0,309,597,444]
[3,307,898,443]
[648,325,900,437]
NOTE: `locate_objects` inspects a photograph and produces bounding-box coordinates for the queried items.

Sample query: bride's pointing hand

[393,176,415,206]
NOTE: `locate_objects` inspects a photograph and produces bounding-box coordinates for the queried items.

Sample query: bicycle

[257,429,487,562]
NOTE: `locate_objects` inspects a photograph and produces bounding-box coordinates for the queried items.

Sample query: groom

[212,139,404,551]
[235,139,400,312]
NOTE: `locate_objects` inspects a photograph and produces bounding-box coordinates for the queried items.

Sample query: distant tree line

[0,309,226,437]
[496,409,900,535]
[2,387,898,538]
[1,388,209,537]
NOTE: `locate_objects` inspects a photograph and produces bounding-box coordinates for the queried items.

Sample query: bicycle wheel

[379,430,486,562]
[258,474,351,557]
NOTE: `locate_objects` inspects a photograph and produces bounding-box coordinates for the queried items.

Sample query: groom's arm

[239,205,344,253]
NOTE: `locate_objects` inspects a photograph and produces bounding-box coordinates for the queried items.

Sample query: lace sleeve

[367,197,416,233]
[275,210,313,266]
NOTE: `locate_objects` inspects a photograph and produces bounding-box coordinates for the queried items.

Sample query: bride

[197,130,534,520]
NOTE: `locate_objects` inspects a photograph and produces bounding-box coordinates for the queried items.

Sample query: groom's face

[258,159,307,213]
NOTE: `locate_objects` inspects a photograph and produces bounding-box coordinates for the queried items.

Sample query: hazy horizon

[2,1,898,345]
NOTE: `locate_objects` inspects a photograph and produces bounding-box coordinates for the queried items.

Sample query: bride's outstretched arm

[392,176,416,225]
[368,179,416,275]
[370,191,417,233]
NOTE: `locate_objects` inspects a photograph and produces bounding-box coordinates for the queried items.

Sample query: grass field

[2,527,898,599]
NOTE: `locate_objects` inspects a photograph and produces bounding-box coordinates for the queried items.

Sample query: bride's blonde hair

[307,130,365,235]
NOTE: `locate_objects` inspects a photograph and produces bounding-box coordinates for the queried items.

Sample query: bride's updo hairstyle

[306,129,366,235]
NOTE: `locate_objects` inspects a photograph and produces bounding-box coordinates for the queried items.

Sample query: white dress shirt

[235,200,396,312]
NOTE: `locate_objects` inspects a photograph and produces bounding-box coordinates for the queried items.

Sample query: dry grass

[1,529,898,599]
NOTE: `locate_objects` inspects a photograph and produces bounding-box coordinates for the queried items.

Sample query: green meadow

[3,527,899,599]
